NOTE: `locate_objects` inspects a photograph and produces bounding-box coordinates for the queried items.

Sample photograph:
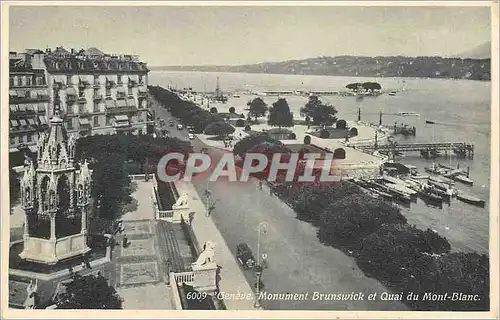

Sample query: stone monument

[172,191,190,223]
[191,241,218,292]
[19,93,92,265]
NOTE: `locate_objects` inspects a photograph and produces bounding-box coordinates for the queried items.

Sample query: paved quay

[174,181,256,310]
[113,180,174,310]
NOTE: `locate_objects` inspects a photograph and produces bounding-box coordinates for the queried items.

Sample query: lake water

[149,71,492,254]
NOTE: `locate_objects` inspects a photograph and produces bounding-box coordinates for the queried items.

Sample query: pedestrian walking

[123,234,129,248]
[258,181,263,190]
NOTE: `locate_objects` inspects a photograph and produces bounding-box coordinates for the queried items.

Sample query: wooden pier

[355,142,474,159]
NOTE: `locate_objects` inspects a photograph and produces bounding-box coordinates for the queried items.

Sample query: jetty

[355,142,474,159]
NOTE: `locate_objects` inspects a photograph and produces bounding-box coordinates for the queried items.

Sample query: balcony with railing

[9,90,50,103]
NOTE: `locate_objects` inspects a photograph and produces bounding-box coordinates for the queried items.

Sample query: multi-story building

[8,52,50,154]
[29,46,152,137]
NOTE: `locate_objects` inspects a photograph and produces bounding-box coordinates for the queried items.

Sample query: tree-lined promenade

[271,180,489,311]
[148,85,488,311]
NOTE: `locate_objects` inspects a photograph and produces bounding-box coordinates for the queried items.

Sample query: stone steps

[156,220,185,273]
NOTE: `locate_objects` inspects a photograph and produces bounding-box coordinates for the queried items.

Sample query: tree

[349,127,358,136]
[210,107,218,114]
[229,107,235,114]
[233,134,280,157]
[318,195,407,248]
[304,135,311,145]
[300,96,338,127]
[76,134,192,221]
[268,98,294,129]
[336,119,347,129]
[247,97,268,121]
[319,129,330,138]
[204,121,235,136]
[333,148,346,159]
[57,273,122,309]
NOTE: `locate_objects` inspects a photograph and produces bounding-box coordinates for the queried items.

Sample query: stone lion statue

[172,192,189,209]
[191,241,216,267]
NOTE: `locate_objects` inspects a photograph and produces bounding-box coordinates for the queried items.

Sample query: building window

[78,104,85,113]
[94,88,99,99]
[106,88,111,97]
[94,116,99,127]
[79,88,85,98]
[67,118,73,129]
[17,77,22,86]
[26,77,32,86]
[10,136,16,145]
[139,75,143,84]
[94,75,99,85]
[128,86,132,96]
[27,133,32,142]
[117,75,122,84]
[9,76,14,87]
[36,77,42,86]
[93,103,100,112]
[67,75,72,85]
[67,105,73,114]
[106,116,111,125]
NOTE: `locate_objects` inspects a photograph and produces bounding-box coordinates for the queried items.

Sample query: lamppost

[254,222,268,308]
[203,184,211,217]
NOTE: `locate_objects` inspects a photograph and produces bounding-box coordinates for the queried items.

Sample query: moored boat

[454,174,473,186]
[418,186,444,207]
[456,192,485,207]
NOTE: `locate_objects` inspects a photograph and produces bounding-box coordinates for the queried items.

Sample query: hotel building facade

[8,51,50,154]
[9,47,152,159]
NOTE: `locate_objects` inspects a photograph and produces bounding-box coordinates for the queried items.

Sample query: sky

[9,4,492,66]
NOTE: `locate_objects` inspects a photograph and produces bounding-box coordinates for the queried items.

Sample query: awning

[115,115,129,121]
[18,105,26,112]
[29,91,38,99]
[26,104,34,111]
[79,118,91,125]
[9,90,18,97]
[38,116,47,124]
[105,100,116,109]
[19,119,27,126]
[36,105,46,112]
[10,105,18,112]
[16,90,26,98]
[27,118,36,125]
[10,120,19,127]
[117,86,125,93]
[66,87,77,96]
[116,99,126,107]
[126,98,136,107]
[79,76,90,84]
[138,86,147,93]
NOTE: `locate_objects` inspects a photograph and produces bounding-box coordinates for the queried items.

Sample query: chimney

[71,48,75,55]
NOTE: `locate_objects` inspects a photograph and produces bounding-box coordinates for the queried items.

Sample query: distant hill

[453,41,491,59]
[151,55,491,81]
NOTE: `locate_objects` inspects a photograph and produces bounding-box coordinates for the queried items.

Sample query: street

[150,98,407,310]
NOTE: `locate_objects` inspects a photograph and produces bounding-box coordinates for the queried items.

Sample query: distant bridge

[354,142,474,159]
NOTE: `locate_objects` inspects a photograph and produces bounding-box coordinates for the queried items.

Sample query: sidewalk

[114,181,174,310]
[175,181,256,310]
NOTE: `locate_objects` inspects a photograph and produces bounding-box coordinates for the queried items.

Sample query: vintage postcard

[1,1,498,319]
